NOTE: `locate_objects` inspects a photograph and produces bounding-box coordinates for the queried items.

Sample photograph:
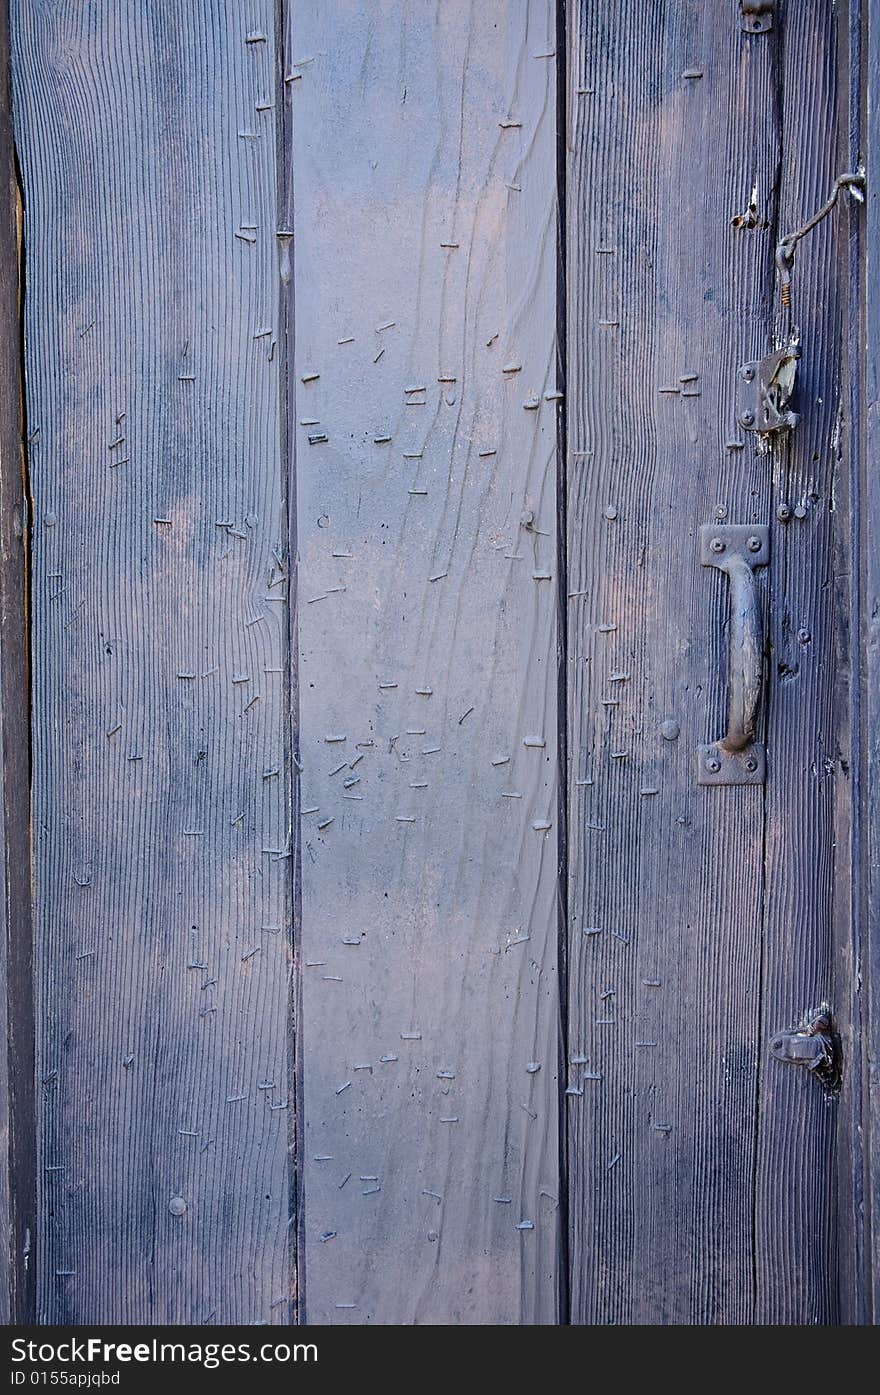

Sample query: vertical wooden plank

[850,0,880,1328]
[12,1,293,1322]
[291,0,559,1323]
[566,1,779,1323]
[753,0,846,1325]
[835,0,867,1327]
[0,0,33,1325]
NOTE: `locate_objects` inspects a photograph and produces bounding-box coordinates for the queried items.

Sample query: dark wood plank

[566,0,781,1323]
[833,0,868,1326]
[843,0,880,1328]
[290,0,559,1324]
[0,0,33,1326]
[864,0,880,1322]
[752,0,846,1325]
[12,0,293,1322]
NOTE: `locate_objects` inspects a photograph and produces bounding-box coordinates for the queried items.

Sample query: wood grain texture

[753,0,845,1325]
[850,0,880,1327]
[567,0,851,1325]
[12,0,293,1322]
[566,0,780,1324]
[7,0,864,1328]
[290,0,559,1324]
[0,0,33,1326]
[834,0,868,1327]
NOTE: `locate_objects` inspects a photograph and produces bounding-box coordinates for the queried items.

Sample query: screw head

[745,756,758,772]
[777,504,792,522]
[706,753,722,773]
[741,409,755,426]
[747,535,762,553]
[710,537,726,554]
[741,365,755,382]
[797,627,811,645]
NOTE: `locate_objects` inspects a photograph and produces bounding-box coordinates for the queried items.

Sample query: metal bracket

[740,1,776,33]
[697,525,769,786]
[697,741,766,785]
[738,342,800,436]
[769,1007,839,1089]
[698,523,769,569]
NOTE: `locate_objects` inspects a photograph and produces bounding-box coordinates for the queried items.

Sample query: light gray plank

[0,0,32,1325]
[12,0,293,1322]
[291,0,560,1324]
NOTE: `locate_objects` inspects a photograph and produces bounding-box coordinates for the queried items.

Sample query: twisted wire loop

[775,168,865,333]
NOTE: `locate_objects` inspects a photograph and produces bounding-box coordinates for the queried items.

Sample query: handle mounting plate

[697,741,766,785]
[698,523,769,569]
[697,524,769,786]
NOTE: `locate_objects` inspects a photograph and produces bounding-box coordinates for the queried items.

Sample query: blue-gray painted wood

[850,0,880,1327]
[753,0,844,1324]
[0,0,32,1326]
[6,0,872,1329]
[566,0,847,1324]
[12,0,293,1323]
[290,0,560,1324]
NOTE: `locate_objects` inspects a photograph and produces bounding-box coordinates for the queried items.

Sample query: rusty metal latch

[737,172,864,443]
[769,1008,838,1088]
[738,339,800,438]
[740,1,776,33]
[697,525,768,786]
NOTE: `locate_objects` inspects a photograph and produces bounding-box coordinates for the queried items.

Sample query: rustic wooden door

[564,0,864,1326]
[1,0,876,1327]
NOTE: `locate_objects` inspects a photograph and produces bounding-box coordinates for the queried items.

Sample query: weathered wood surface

[851,0,880,1328]
[566,0,844,1323]
[7,0,870,1329]
[291,0,559,1323]
[0,0,33,1326]
[833,0,866,1327]
[12,0,293,1322]
[753,0,844,1324]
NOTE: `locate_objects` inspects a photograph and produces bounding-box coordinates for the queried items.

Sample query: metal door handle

[721,551,763,752]
[697,524,769,785]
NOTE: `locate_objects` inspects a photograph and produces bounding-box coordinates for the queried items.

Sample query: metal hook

[775,169,866,321]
